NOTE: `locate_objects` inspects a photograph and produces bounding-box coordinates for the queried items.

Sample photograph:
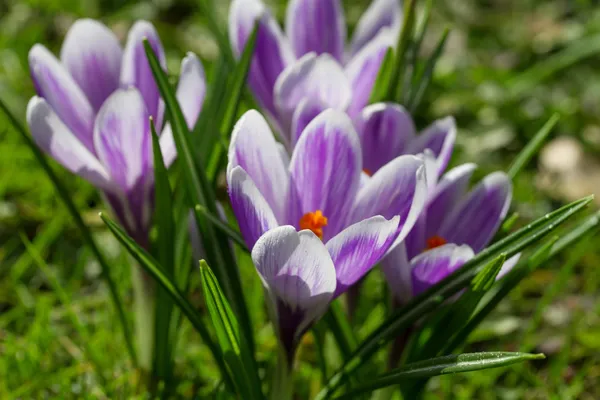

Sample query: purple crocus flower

[355,104,517,303]
[26,19,206,245]
[227,108,427,356]
[229,0,400,145]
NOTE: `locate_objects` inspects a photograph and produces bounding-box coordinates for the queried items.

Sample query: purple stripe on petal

[120,21,166,122]
[93,88,151,192]
[326,215,400,298]
[406,116,456,177]
[345,29,394,119]
[349,0,402,56]
[290,97,328,146]
[289,109,362,239]
[380,242,413,304]
[251,226,336,349]
[60,19,123,111]
[160,52,206,167]
[227,110,294,224]
[352,155,428,248]
[439,172,512,253]
[425,163,476,238]
[285,0,346,62]
[228,166,279,249]
[26,96,113,192]
[356,103,416,174]
[229,0,295,117]
[411,244,474,297]
[29,45,95,153]
[274,53,351,131]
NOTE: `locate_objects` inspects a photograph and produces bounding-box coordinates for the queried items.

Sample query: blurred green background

[1,0,599,398]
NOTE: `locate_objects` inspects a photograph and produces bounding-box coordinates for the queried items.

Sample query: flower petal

[228,166,279,249]
[290,97,329,146]
[352,155,428,248]
[251,226,336,351]
[439,172,512,252]
[356,102,416,174]
[227,110,295,224]
[425,163,476,238]
[406,116,456,177]
[403,212,426,260]
[289,109,362,239]
[26,96,112,191]
[274,53,351,132]
[411,244,475,297]
[380,242,412,304]
[160,52,206,167]
[345,29,395,118]
[285,0,346,62]
[120,21,166,121]
[29,44,95,153]
[60,19,123,111]
[326,215,400,297]
[229,0,295,116]
[349,0,402,55]
[93,88,151,192]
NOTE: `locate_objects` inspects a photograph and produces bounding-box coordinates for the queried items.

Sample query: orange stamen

[299,210,328,240]
[426,235,447,250]
[363,168,373,176]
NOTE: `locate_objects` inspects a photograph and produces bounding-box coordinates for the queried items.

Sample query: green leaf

[200,261,263,400]
[389,0,417,102]
[194,205,249,252]
[144,40,255,352]
[507,114,559,179]
[368,47,394,104]
[323,301,358,358]
[315,195,592,399]
[100,212,232,388]
[150,118,177,387]
[0,97,137,367]
[333,352,545,399]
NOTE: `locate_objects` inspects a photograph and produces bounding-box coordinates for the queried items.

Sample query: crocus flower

[228,108,427,356]
[357,105,517,303]
[26,19,205,245]
[229,0,400,144]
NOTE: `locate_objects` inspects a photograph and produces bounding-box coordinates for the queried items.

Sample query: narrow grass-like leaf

[144,41,255,352]
[323,301,358,358]
[333,352,545,399]
[0,98,137,367]
[389,0,417,102]
[315,196,592,399]
[194,205,249,252]
[20,233,109,388]
[507,114,559,179]
[150,118,176,387]
[409,28,450,113]
[368,47,394,104]
[100,212,231,387]
[200,261,263,400]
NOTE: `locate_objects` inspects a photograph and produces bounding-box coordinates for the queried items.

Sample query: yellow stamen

[363,168,373,176]
[299,210,328,240]
[426,235,447,250]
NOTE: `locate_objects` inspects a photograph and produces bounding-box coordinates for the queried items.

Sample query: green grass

[0,0,599,398]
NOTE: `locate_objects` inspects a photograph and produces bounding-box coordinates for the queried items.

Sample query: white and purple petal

[285,0,346,62]
[289,109,362,239]
[406,116,456,177]
[251,226,336,353]
[326,215,400,297]
[93,88,151,192]
[120,20,166,122]
[229,0,295,116]
[160,52,206,166]
[349,0,402,56]
[380,242,413,304]
[227,110,296,224]
[411,244,475,296]
[29,45,95,153]
[356,103,416,174]
[439,172,512,253]
[59,19,123,111]
[290,97,329,147]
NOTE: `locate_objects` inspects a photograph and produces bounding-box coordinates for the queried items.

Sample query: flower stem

[270,342,294,400]
[131,264,156,375]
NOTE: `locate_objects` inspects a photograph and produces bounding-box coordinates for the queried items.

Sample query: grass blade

[315,195,592,399]
[389,0,417,102]
[333,352,545,399]
[194,205,249,252]
[200,261,263,400]
[100,212,231,388]
[507,113,559,179]
[0,97,137,367]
